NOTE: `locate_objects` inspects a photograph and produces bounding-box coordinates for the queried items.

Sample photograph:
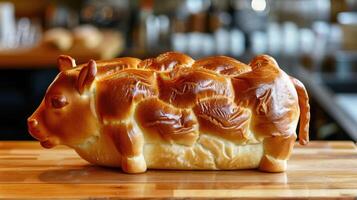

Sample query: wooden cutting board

[0,141,356,199]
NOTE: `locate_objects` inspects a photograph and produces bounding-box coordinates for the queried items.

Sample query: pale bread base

[75,134,264,170]
[145,134,263,170]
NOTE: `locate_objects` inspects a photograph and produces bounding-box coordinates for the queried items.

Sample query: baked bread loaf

[42,25,102,51]
[27,52,310,173]
[42,28,73,51]
[73,25,102,49]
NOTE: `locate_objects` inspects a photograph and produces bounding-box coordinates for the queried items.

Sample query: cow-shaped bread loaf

[28,52,310,173]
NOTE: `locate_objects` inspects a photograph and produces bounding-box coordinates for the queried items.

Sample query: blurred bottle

[45,2,79,28]
[80,0,130,28]
[0,2,16,49]
[0,2,41,50]
[133,0,154,53]
[231,0,269,33]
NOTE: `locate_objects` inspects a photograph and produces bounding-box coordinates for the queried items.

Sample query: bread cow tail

[290,76,310,145]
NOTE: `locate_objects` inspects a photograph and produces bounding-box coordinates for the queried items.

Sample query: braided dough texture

[28,52,310,173]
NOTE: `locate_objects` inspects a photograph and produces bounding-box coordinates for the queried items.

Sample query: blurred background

[0,0,356,142]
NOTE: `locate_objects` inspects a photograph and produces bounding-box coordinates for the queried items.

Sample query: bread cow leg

[104,123,147,173]
[259,134,296,172]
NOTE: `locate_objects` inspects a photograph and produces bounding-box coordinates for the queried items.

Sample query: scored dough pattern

[95,52,256,147]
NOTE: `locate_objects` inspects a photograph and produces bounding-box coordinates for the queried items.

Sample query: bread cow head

[27,55,99,148]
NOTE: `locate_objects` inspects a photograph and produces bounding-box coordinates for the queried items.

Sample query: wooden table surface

[0,141,356,199]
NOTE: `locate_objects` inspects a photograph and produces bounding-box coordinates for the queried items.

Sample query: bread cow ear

[57,55,76,71]
[77,60,97,94]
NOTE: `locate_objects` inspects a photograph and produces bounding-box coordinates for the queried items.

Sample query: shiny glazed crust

[28,52,310,173]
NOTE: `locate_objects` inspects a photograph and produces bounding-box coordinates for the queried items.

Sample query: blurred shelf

[336,94,357,124]
[0,31,124,69]
[293,66,357,141]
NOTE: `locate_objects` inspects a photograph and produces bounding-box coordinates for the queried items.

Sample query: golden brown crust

[193,97,251,144]
[96,69,158,122]
[27,52,310,173]
[158,68,233,108]
[193,56,251,76]
[138,51,194,71]
[135,98,199,146]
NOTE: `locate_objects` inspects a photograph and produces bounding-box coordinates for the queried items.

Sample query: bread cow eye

[51,95,68,109]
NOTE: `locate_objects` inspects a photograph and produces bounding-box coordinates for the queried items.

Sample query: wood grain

[0,141,356,199]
